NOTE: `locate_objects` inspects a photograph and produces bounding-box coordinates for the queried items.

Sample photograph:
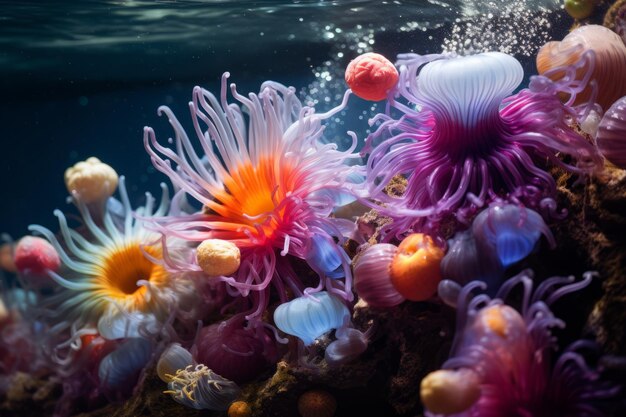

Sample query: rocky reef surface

[2,157,626,417]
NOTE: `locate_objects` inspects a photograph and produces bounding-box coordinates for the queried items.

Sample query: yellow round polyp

[196,239,241,276]
[421,368,481,414]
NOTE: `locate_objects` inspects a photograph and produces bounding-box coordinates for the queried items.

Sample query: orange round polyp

[389,233,444,301]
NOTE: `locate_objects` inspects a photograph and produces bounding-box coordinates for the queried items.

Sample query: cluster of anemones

[2,22,625,415]
[2,157,209,415]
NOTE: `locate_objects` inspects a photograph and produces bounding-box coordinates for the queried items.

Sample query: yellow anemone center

[99,243,168,310]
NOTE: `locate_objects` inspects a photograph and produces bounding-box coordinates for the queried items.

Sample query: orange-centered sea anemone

[143,73,362,328]
[29,176,198,348]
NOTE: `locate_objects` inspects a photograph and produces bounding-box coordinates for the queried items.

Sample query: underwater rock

[551,166,626,356]
[604,0,626,35]
[0,372,59,417]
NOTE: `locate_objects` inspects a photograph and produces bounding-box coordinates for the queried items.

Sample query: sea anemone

[536,25,626,112]
[423,270,620,416]
[14,235,61,288]
[363,51,602,239]
[471,202,555,267]
[28,176,199,355]
[98,337,154,400]
[143,73,361,327]
[441,202,554,291]
[273,291,349,347]
[389,233,444,301]
[324,326,370,367]
[353,243,406,308]
[157,343,194,383]
[440,230,504,289]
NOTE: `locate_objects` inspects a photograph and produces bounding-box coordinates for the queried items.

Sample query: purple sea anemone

[143,73,362,328]
[353,243,405,308]
[422,270,619,416]
[471,202,555,267]
[165,364,240,411]
[363,51,602,239]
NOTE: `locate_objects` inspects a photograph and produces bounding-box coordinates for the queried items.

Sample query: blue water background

[0,0,570,240]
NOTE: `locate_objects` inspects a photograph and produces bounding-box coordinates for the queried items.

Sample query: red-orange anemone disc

[389,233,444,301]
[345,52,399,101]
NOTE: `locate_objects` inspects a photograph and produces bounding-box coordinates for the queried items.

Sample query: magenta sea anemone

[363,52,602,239]
[143,73,362,327]
[423,270,619,417]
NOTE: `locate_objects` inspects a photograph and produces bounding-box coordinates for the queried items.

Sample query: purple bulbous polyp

[192,316,279,384]
[472,202,556,267]
[596,95,626,169]
[353,243,405,308]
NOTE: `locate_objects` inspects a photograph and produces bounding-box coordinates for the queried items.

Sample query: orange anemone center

[99,243,168,309]
[206,157,296,240]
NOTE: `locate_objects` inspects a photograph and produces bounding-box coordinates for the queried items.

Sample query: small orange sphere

[389,233,444,301]
[0,243,16,273]
[297,389,337,417]
[345,52,399,101]
[228,400,252,417]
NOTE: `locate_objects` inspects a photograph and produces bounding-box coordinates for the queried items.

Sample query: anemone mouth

[210,157,296,239]
[100,243,167,303]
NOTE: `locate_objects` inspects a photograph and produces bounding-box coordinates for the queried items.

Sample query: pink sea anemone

[596,95,626,169]
[363,52,602,239]
[424,270,620,417]
[143,73,362,328]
